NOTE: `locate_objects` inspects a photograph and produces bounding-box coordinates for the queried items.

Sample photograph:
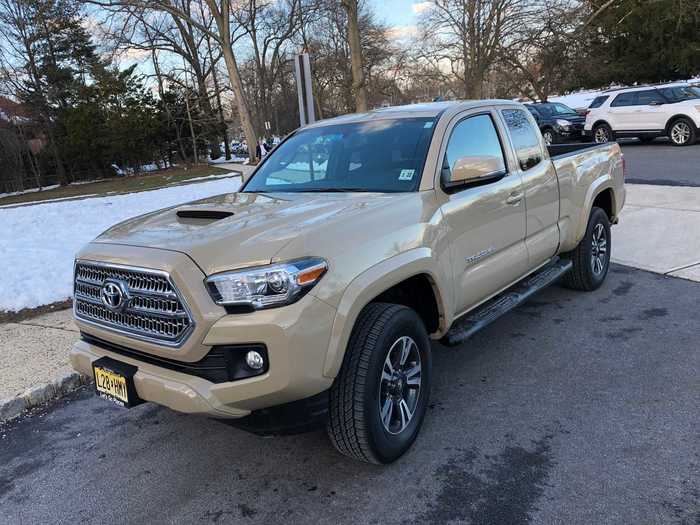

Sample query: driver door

[438,110,528,316]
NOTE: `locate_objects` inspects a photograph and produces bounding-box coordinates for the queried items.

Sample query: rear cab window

[501,109,543,171]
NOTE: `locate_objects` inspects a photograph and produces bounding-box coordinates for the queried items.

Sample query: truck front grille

[73,261,194,346]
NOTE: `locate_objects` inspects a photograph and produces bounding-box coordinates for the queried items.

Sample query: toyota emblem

[101,279,128,311]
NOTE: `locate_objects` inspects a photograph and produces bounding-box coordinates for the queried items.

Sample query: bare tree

[417,0,527,99]
[500,0,580,101]
[92,0,258,162]
[232,0,304,134]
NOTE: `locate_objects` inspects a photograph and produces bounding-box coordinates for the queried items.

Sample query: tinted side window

[443,114,506,186]
[589,96,609,108]
[610,92,637,107]
[635,89,665,105]
[501,109,543,171]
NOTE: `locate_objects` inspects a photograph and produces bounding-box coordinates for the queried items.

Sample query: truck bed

[547,142,604,159]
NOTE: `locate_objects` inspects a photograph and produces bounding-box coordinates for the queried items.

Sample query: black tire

[668,117,696,146]
[593,123,614,144]
[562,207,611,291]
[327,303,432,464]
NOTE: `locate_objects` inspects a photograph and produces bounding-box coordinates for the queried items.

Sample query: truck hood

[95,191,413,275]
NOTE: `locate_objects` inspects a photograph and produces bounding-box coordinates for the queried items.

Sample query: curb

[0,372,91,423]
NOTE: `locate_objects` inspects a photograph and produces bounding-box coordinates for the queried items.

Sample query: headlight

[555,119,571,129]
[205,257,328,310]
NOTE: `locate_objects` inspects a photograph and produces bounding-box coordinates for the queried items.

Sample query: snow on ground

[0,184,61,199]
[0,176,241,312]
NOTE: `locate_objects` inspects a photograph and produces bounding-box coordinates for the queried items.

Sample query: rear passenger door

[499,107,560,269]
[438,110,528,315]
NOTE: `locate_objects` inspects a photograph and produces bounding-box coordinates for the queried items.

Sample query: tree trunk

[221,42,258,164]
[341,0,368,112]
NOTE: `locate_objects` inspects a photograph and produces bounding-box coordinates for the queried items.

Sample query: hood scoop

[176,209,234,221]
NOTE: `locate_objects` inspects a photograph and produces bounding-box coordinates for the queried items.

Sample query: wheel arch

[567,181,617,251]
[665,114,697,134]
[592,119,612,131]
[322,248,449,379]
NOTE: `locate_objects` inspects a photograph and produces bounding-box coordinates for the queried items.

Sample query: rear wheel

[668,118,696,146]
[562,207,611,291]
[593,123,613,144]
[327,303,431,464]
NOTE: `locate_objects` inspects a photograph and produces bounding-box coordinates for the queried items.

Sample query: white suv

[584,84,700,146]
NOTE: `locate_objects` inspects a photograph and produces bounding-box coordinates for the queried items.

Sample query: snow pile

[0,176,241,312]
[548,90,605,110]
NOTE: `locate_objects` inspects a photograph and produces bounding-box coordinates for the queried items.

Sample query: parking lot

[2,264,698,524]
[1,142,699,525]
[620,139,700,186]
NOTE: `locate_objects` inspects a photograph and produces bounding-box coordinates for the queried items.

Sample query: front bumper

[71,293,337,418]
[558,127,585,141]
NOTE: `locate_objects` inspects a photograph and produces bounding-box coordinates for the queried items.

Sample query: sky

[373,1,431,38]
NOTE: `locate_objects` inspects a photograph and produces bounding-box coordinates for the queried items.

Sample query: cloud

[412,1,432,15]
[386,25,419,40]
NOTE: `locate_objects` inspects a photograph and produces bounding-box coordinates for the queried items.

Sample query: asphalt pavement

[2,265,698,525]
[620,139,700,187]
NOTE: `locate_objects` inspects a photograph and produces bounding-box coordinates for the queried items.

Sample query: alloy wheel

[671,122,691,145]
[590,223,608,275]
[594,127,609,143]
[379,336,422,435]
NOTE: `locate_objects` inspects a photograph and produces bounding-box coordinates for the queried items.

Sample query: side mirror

[444,155,506,186]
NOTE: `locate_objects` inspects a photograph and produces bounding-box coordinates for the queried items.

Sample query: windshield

[537,103,578,117]
[243,118,436,193]
[658,86,700,102]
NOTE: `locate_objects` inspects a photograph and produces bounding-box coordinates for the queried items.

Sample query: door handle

[506,192,523,205]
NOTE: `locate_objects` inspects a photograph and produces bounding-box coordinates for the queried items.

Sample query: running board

[441,258,573,347]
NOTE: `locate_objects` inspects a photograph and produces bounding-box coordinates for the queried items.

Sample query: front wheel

[562,207,611,291]
[669,118,696,146]
[327,303,432,464]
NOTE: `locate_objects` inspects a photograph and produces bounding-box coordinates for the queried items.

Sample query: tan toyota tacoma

[71,100,625,464]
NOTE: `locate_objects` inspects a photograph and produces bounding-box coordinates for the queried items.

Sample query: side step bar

[441,258,573,347]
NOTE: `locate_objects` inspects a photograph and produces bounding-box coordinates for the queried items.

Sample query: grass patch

[0,165,236,207]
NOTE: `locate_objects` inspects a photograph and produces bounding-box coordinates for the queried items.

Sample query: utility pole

[294,53,316,127]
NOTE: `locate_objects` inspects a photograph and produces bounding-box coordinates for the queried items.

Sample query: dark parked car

[525,102,587,145]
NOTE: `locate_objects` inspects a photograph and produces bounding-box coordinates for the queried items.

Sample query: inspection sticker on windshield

[399,169,415,181]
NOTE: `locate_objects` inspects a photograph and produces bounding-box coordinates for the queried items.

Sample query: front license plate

[94,366,129,405]
[92,356,142,408]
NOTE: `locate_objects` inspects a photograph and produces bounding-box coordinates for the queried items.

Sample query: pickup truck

[71,100,625,464]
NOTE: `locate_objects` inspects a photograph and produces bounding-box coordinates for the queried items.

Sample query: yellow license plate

[94,366,129,405]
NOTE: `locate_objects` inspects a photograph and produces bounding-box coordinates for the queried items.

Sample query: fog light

[246,350,265,370]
